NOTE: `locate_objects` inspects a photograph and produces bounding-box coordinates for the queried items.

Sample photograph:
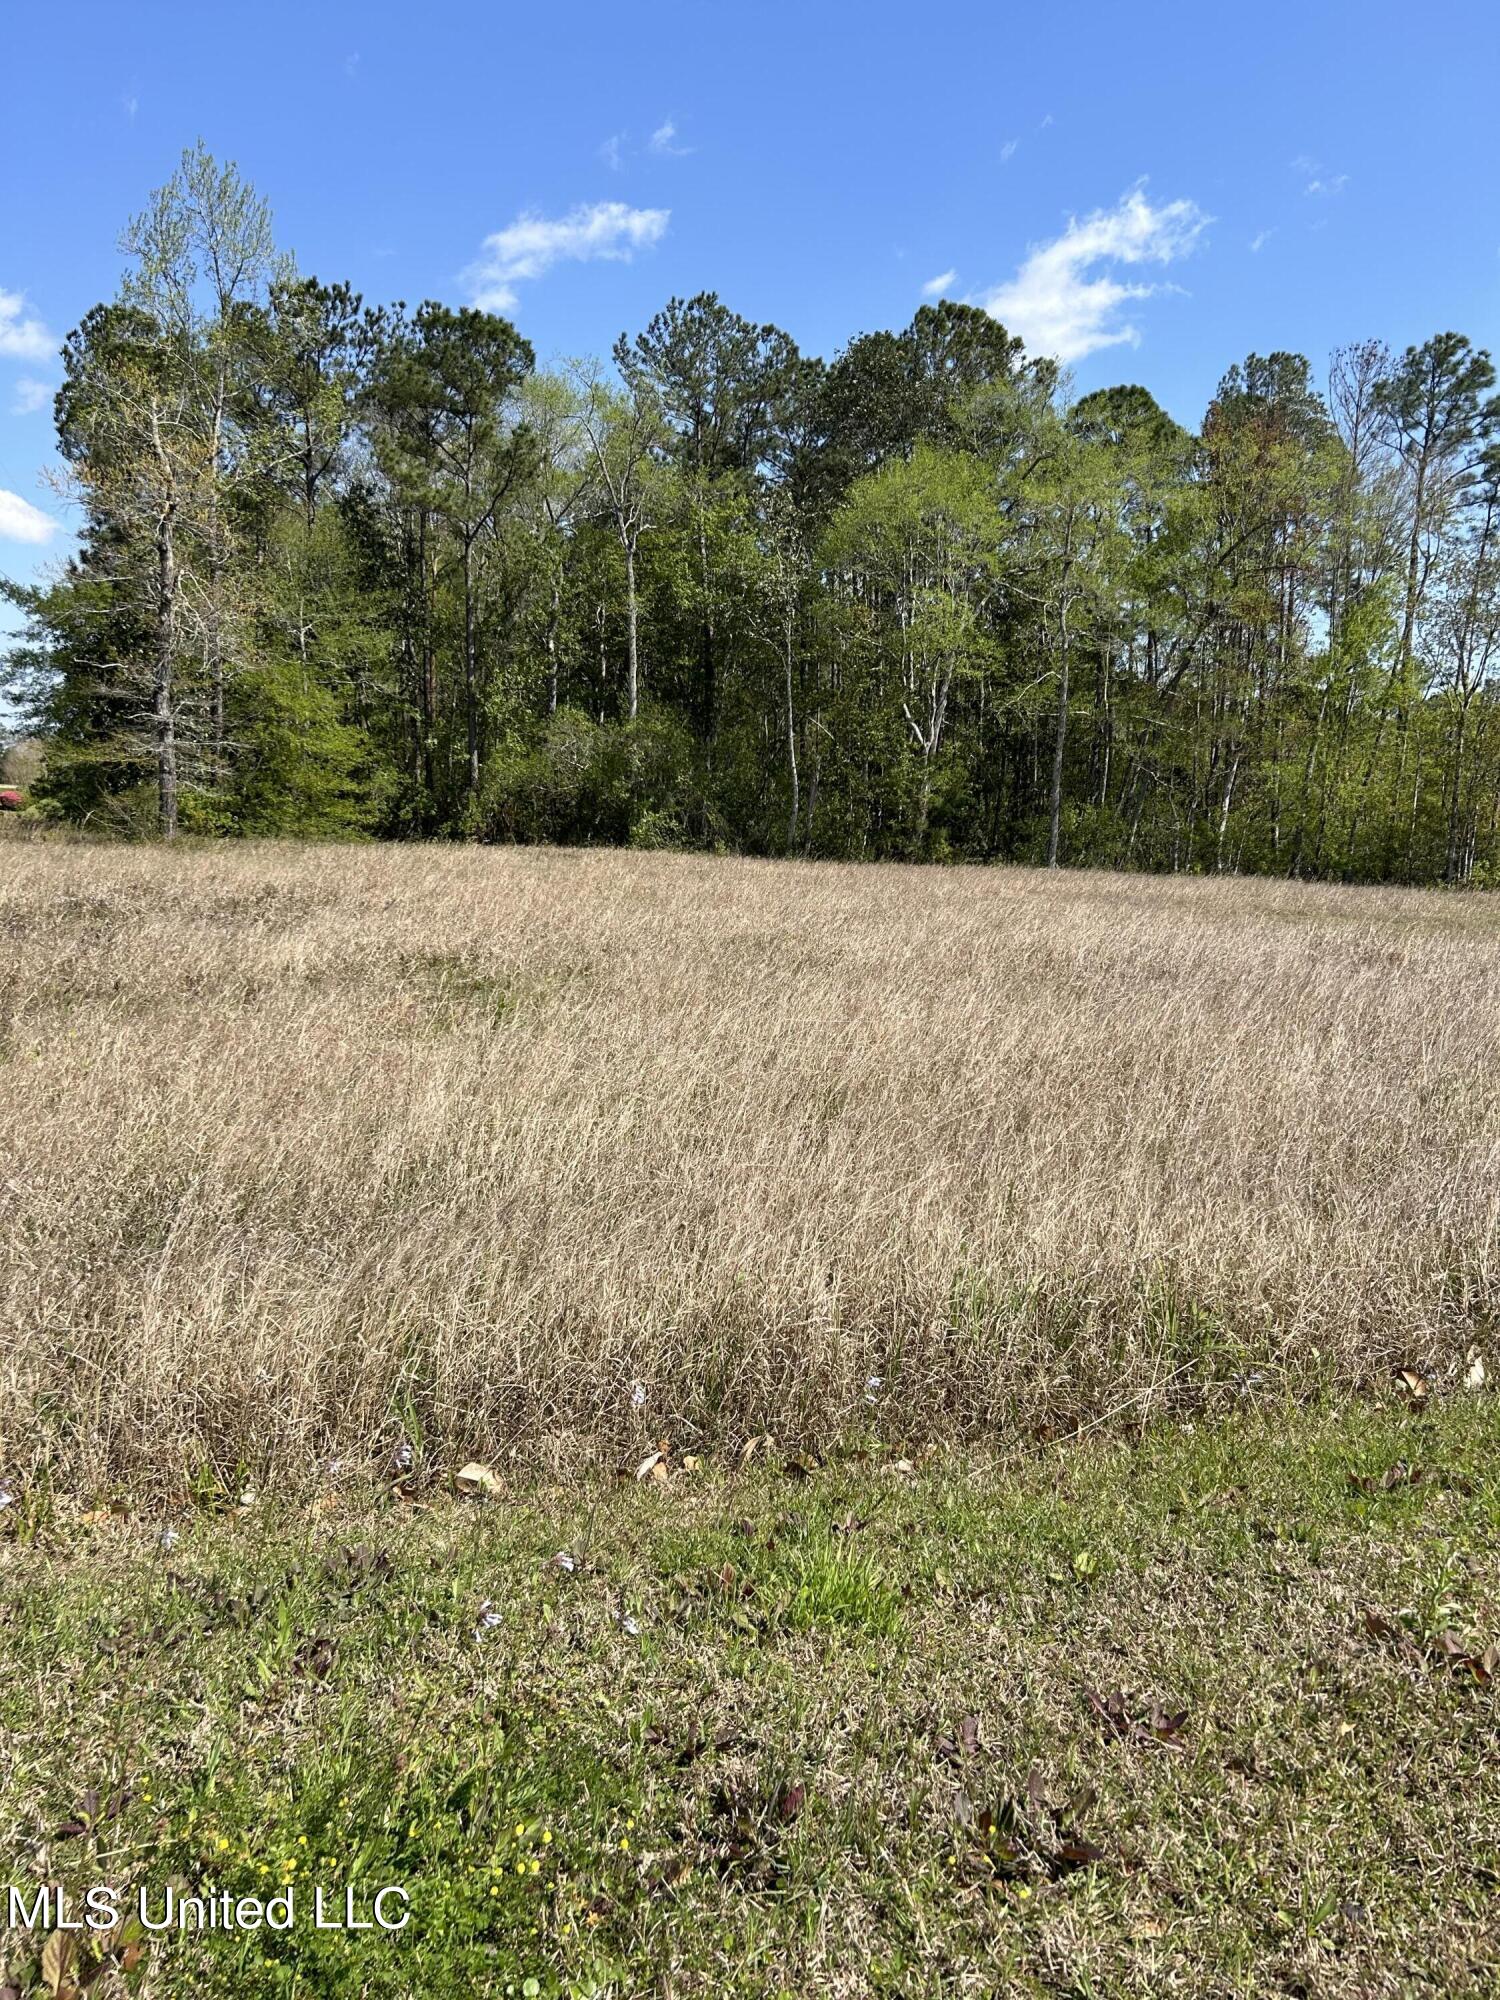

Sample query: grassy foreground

[2,1392,1496,1998]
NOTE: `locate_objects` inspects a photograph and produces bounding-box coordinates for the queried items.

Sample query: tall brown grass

[2,838,1496,1488]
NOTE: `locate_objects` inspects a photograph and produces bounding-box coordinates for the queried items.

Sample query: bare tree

[572,362,668,720]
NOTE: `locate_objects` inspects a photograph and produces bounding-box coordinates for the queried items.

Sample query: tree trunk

[784,609,799,853]
[546,577,561,715]
[155,502,179,841]
[464,535,480,800]
[1047,613,1070,869]
[624,541,640,720]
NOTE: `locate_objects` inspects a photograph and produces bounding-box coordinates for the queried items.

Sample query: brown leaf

[648,1852,695,1890]
[1393,1367,1430,1405]
[775,1782,806,1822]
[455,1462,502,1500]
[829,1512,868,1536]
[1087,1688,1187,1750]
[635,1450,668,1483]
[1362,1608,1404,1643]
[297,1635,337,1680]
[41,1932,76,1998]
[1052,1836,1107,1874]
[1086,1688,1131,1738]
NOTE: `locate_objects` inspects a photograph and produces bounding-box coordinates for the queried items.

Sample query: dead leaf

[1086,1688,1187,1751]
[938,1712,983,1765]
[635,1450,668,1483]
[1363,1608,1404,1643]
[1464,1348,1486,1392]
[296,1635,337,1680]
[1393,1367,1430,1405]
[1052,1836,1107,1874]
[40,1932,76,1999]
[455,1462,502,1500]
[775,1782,806,1822]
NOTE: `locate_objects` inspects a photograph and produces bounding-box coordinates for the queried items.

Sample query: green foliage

[5,148,1500,880]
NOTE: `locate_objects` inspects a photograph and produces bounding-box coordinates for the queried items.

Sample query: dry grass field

[3,837,1499,1997]
[2,836,1497,1487]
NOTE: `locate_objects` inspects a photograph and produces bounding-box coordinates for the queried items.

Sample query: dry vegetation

[2,836,1497,1486]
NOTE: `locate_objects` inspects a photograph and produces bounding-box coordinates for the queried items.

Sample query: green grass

[1,1394,1497,1997]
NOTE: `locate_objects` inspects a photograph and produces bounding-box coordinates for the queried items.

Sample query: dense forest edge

[4,145,1499,882]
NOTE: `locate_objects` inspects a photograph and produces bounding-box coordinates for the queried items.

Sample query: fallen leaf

[40,1932,76,1999]
[1086,1688,1187,1750]
[1363,1608,1404,1643]
[1464,1348,1486,1392]
[455,1462,502,1500]
[1052,1836,1107,1873]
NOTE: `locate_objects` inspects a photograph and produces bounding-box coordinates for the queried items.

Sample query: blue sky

[3,0,1498,621]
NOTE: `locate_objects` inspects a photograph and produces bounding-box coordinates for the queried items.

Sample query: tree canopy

[6,148,1500,883]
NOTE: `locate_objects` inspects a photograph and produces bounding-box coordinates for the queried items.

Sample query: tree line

[6,146,1499,882]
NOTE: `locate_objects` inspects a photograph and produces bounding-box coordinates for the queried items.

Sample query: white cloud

[1000,138,1018,164]
[1249,228,1274,253]
[10,377,52,415]
[122,93,138,121]
[1293,154,1348,197]
[649,117,691,157]
[922,269,957,297]
[0,289,55,362]
[600,132,625,172]
[465,201,670,313]
[0,489,57,545]
[977,186,1208,362]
